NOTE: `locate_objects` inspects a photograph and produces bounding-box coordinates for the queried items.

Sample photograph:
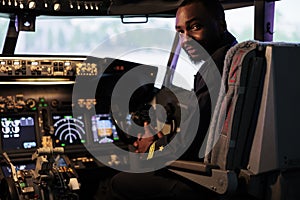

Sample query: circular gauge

[53,115,86,146]
[25,98,36,110]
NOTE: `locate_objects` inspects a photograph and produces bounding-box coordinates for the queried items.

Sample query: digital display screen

[0,115,37,151]
[1,162,36,177]
[91,114,119,144]
[52,114,86,147]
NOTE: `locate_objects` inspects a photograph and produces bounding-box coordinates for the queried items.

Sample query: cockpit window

[225,0,300,43]
[273,0,300,42]
[225,6,254,41]
[0,17,9,52]
[15,16,175,62]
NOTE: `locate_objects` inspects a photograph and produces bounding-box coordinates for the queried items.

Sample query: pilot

[97,0,237,199]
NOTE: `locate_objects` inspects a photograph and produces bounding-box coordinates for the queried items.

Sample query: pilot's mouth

[185,46,199,57]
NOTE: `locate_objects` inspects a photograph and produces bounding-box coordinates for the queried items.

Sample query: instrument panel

[0,56,101,77]
[0,55,158,199]
[0,54,158,162]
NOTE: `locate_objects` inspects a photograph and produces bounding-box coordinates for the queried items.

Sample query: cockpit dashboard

[0,54,158,199]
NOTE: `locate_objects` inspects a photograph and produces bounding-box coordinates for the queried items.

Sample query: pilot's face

[175,2,225,63]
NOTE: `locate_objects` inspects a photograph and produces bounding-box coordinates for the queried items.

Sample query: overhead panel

[0,0,259,16]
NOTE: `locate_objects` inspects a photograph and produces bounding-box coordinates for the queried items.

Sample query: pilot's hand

[133,122,162,153]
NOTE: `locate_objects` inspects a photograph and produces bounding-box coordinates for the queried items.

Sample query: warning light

[115,66,125,71]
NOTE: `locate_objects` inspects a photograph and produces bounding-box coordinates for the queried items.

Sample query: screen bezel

[51,112,87,148]
[90,113,120,145]
[0,112,40,155]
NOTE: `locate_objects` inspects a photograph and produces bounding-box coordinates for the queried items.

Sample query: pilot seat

[168,40,300,200]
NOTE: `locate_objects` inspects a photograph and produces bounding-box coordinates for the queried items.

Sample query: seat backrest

[203,41,267,170]
[244,43,300,200]
[204,41,300,173]
[247,43,300,174]
[204,41,300,199]
[169,41,300,199]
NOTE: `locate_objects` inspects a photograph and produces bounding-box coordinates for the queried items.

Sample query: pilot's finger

[143,122,151,131]
[133,141,138,147]
[137,133,142,140]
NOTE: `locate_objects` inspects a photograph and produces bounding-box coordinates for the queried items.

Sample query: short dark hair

[179,0,225,22]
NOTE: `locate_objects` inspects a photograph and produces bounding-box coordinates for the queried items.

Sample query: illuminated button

[28,1,36,9]
[53,3,61,11]
[19,182,26,188]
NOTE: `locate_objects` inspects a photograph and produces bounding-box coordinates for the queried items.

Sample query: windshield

[0,17,9,51]
[0,0,299,57]
[15,17,175,55]
[0,0,298,91]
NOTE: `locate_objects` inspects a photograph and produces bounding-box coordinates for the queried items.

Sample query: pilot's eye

[191,24,201,30]
[177,30,184,34]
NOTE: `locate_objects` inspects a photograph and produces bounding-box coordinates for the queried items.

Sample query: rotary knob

[26,98,36,110]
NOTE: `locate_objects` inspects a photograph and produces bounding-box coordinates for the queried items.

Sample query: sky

[226,0,300,42]
[274,0,300,41]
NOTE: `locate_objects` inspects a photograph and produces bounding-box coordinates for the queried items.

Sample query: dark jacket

[148,31,237,162]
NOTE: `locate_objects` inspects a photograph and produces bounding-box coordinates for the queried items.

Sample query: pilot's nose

[179,32,191,47]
